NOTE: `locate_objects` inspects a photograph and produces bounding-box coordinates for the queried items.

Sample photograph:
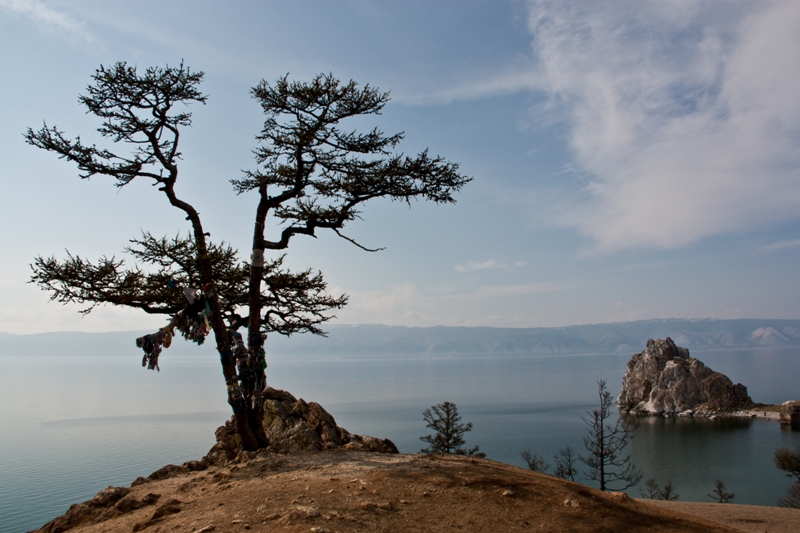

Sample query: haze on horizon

[0,0,798,336]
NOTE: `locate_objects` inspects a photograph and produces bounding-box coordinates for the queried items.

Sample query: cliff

[617,338,753,416]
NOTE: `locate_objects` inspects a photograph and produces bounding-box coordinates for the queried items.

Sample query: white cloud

[521,0,800,252]
[0,0,93,42]
[454,259,499,273]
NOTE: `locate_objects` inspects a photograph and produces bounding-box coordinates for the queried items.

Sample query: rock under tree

[205,387,398,465]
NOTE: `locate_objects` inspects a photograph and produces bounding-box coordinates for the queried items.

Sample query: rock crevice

[617,337,753,416]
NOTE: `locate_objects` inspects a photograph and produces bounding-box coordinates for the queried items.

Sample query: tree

[521,449,550,473]
[579,380,643,491]
[774,445,800,480]
[774,445,800,508]
[420,401,483,456]
[553,446,579,481]
[26,63,470,450]
[707,479,734,503]
[778,483,800,509]
[639,478,679,501]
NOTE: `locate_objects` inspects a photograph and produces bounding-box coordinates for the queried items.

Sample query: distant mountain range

[264,319,800,357]
[1,319,798,358]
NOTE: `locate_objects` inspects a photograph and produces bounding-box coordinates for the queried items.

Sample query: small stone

[608,492,630,503]
[422,491,431,497]
[296,505,320,517]
[92,486,130,506]
[501,490,514,498]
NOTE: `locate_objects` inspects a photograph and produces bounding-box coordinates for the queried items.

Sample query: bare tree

[521,449,550,473]
[639,478,679,501]
[420,402,482,456]
[26,63,470,450]
[579,380,643,491]
[778,483,800,509]
[553,446,579,481]
[774,445,800,508]
[708,479,734,503]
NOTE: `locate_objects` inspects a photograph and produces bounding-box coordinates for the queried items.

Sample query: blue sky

[0,0,798,334]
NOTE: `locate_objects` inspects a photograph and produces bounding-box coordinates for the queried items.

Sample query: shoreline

[623,402,796,423]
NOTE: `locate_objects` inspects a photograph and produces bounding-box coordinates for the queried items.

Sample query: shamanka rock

[780,401,800,426]
[617,337,753,416]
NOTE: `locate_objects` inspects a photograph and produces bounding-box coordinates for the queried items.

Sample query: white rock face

[617,338,752,416]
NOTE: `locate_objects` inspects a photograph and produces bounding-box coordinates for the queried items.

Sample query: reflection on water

[0,346,798,532]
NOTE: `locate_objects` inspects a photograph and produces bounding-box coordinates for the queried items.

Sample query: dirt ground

[640,500,800,533]
[34,451,800,533]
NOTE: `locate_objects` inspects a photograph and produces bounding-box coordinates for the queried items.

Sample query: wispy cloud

[454,259,499,273]
[0,0,93,42]
[454,260,529,273]
[522,0,800,252]
[756,239,800,254]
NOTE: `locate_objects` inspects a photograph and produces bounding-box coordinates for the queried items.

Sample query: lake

[0,342,797,533]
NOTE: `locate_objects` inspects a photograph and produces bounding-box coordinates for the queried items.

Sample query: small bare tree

[521,449,550,473]
[707,479,734,503]
[639,478,679,500]
[553,446,579,481]
[579,380,642,491]
[774,445,800,508]
[420,402,482,456]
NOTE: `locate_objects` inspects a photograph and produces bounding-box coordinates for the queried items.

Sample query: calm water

[0,345,797,533]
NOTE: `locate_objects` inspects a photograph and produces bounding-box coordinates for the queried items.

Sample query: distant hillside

[1,319,798,358]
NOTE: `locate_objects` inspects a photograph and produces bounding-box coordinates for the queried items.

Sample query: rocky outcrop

[617,338,753,416]
[37,487,162,533]
[205,387,398,465]
[780,401,800,426]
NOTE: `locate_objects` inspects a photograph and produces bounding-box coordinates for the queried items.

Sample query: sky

[0,0,798,335]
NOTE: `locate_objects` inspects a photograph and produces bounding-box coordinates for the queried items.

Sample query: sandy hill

[33,451,799,533]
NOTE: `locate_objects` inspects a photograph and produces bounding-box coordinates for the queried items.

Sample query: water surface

[0,345,797,532]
